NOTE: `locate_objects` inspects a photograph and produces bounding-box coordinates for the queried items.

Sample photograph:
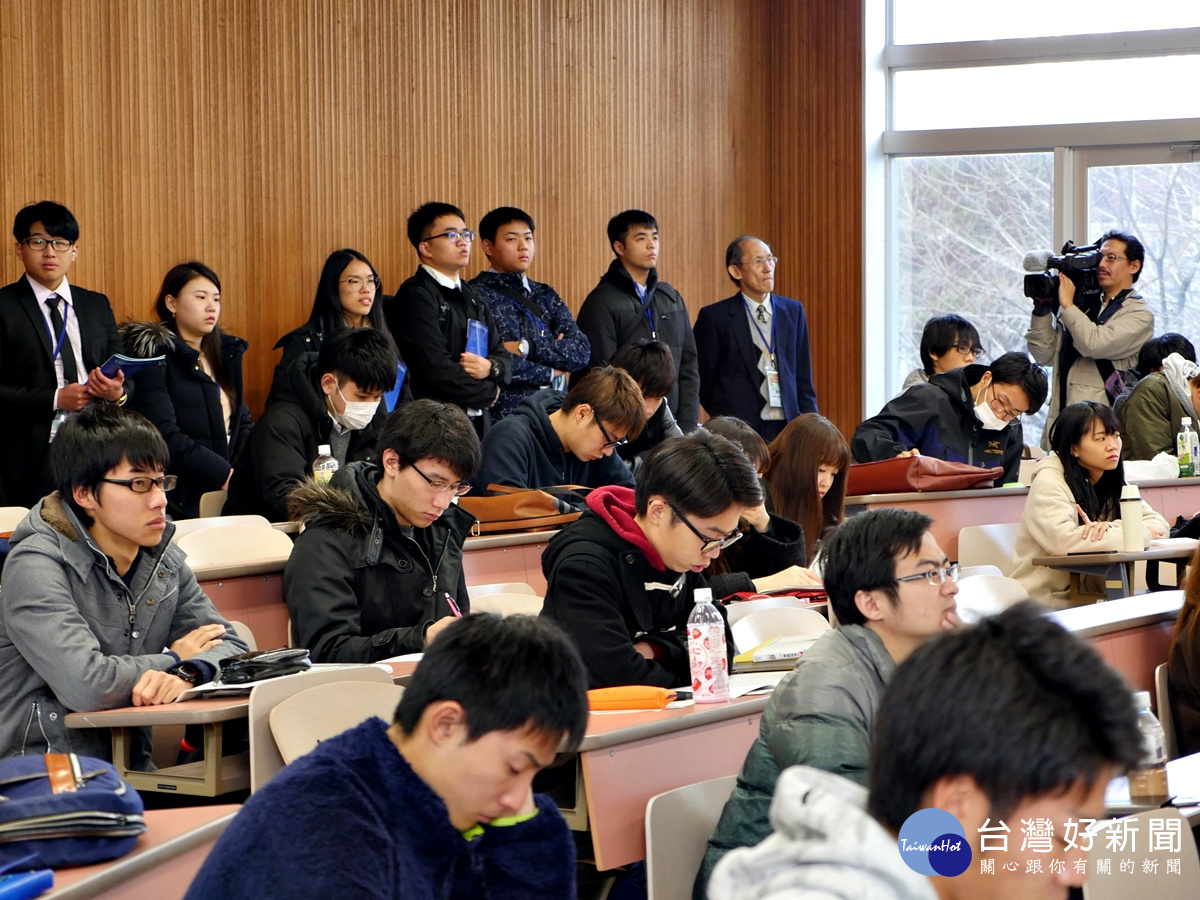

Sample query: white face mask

[974,381,1010,432]
[332,388,379,431]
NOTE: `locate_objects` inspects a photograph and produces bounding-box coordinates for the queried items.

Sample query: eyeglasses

[987,384,1022,422]
[410,462,472,496]
[102,475,178,494]
[340,275,381,292]
[953,342,984,357]
[425,229,475,245]
[666,501,743,554]
[593,415,629,450]
[1100,253,1127,264]
[741,256,778,270]
[895,562,959,586]
[22,237,74,252]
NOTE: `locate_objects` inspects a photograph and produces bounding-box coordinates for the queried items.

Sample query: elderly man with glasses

[693,235,819,441]
[693,507,959,899]
[852,350,1048,486]
[1027,229,1154,449]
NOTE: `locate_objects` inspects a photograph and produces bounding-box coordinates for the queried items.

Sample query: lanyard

[48,300,69,363]
[518,306,547,336]
[637,289,657,340]
[744,299,776,364]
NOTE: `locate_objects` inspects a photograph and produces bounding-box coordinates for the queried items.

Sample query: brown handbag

[846,457,1005,496]
[457,483,587,535]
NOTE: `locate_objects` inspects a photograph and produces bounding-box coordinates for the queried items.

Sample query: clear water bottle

[1129,690,1169,803]
[688,587,729,703]
[312,444,338,485]
[1177,417,1197,477]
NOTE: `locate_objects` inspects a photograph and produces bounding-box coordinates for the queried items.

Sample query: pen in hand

[444,592,463,618]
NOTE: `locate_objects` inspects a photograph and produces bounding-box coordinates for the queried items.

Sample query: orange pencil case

[587,686,687,711]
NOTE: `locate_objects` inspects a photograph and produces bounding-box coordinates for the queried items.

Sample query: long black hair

[1049,401,1124,522]
[307,248,391,338]
[154,261,233,399]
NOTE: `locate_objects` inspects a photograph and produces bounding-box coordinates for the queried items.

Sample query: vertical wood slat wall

[0,0,862,435]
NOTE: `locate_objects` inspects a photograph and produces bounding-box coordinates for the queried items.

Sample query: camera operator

[1026,230,1153,448]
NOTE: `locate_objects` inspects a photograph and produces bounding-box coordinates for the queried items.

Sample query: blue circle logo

[897,808,972,877]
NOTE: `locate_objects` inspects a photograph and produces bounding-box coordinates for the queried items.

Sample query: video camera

[1022,241,1103,315]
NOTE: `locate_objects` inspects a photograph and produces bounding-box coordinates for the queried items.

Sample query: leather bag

[846,457,1004,495]
[457,484,588,535]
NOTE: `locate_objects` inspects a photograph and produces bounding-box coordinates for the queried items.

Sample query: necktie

[756,304,767,324]
[46,295,79,385]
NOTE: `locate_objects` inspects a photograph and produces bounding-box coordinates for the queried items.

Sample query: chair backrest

[645,775,737,900]
[0,506,30,534]
[725,595,817,625]
[248,665,394,792]
[1084,807,1200,899]
[1156,662,1179,760]
[198,490,228,518]
[953,575,1029,625]
[270,681,406,765]
[957,523,1021,576]
[731,606,831,651]
[225,619,257,653]
[171,514,273,542]
[176,524,294,569]
[956,564,1003,579]
[467,582,539,599]
[469,592,543,616]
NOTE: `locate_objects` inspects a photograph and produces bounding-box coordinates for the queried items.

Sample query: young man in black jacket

[385,202,512,438]
[576,210,700,433]
[539,429,761,688]
[284,400,481,663]
[225,329,396,521]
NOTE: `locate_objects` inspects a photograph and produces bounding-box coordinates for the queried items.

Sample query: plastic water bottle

[312,444,338,485]
[1120,484,1144,553]
[688,587,729,703]
[1129,690,1169,803]
[1177,417,1198,477]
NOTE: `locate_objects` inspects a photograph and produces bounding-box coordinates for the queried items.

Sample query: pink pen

[444,592,463,617]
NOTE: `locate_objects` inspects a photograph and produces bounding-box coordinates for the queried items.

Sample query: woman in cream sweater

[1012,401,1168,608]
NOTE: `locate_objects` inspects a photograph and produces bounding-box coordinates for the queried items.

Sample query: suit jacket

[0,278,123,507]
[693,293,818,436]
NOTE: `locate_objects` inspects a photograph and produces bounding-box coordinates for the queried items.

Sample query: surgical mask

[332,388,379,431]
[974,383,1009,432]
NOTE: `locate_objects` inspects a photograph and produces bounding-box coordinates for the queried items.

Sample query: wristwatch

[167,662,206,686]
[517,338,530,358]
[490,360,502,381]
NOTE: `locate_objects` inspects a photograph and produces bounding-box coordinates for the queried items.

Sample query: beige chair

[198,490,228,518]
[469,592,543,616]
[171,514,273,542]
[0,506,30,533]
[225,619,257,653]
[645,775,737,900]
[731,606,830,651]
[953,574,1029,624]
[270,681,406,765]
[176,524,294,569]
[1084,807,1200,899]
[956,564,1004,579]
[248,665,395,793]
[957,523,1020,576]
[1156,663,1179,760]
[467,582,539,599]
[725,594,815,626]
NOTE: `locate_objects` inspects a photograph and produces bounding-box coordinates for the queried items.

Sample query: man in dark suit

[0,202,125,507]
[693,235,818,441]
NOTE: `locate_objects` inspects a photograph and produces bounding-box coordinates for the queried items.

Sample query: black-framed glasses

[425,229,475,245]
[952,342,984,357]
[895,562,959,586]
[339,275,381,292]
[593,415,629,450]
[987,384,1022,422]
[410,462,472,496]
[102,475,177,494]
[22,237,74,252]
[666,501,743,554]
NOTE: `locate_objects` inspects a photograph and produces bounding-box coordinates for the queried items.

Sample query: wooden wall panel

[0,0,862,432]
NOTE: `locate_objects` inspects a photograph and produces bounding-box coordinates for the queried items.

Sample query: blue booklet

[0,868,52,900]
[466,319,488,357]
[384,361,408,412]
[99,354,165,379]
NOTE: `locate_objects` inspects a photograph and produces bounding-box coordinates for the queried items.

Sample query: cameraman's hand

[895,448,921,459]
[1058,273,1076,309]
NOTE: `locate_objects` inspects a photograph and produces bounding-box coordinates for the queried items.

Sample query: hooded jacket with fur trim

[119,320,254,519]
[283,461,476,663]
[0,493,248,765]
[539,485,732,688]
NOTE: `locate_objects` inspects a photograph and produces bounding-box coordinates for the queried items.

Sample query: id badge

[765,366,783,409]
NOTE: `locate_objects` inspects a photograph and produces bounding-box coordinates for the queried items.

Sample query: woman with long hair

[120,261,254,519]
[764,413,850,564]
[1011,401,1167,607]
[1168,545,1200,755]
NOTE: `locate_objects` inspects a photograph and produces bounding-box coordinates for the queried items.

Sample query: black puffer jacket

[283,461,475,663]
[224,352,386,522]
[120,321,254,519]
